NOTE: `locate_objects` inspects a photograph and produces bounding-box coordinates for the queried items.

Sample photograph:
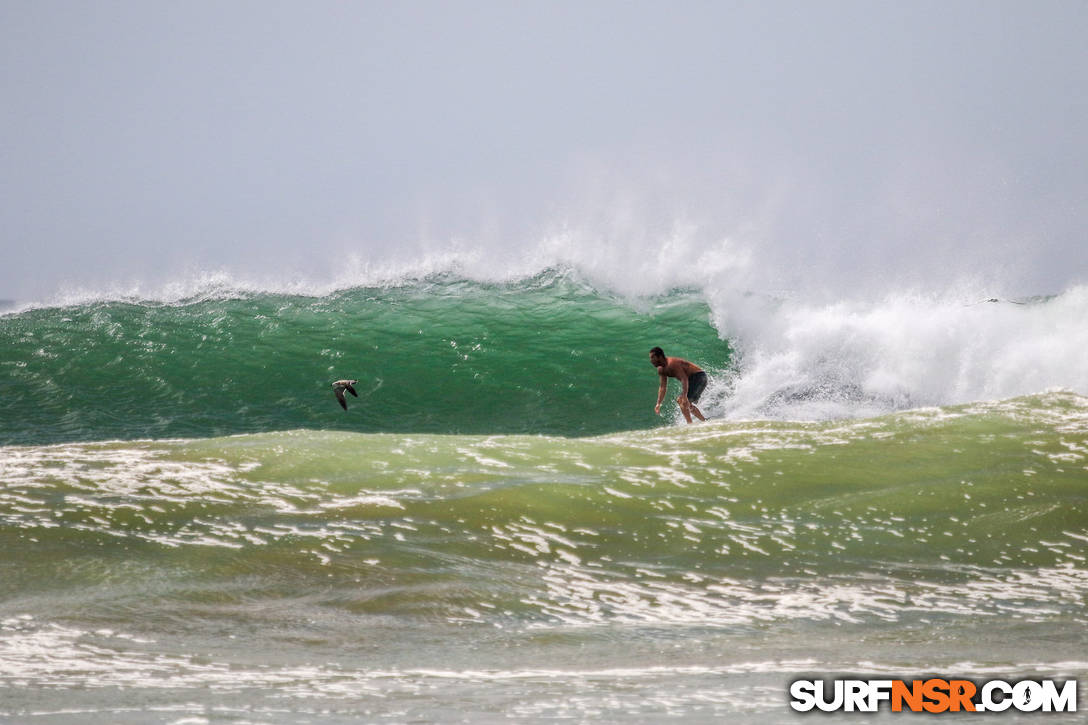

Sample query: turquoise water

[2,276,1087,722]
[0,274,729,443]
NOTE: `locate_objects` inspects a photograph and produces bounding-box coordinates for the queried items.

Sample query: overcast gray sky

[2,0,1086,301]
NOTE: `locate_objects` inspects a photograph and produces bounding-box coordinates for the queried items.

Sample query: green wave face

[0,274,731,445]
[3,393,1085,628]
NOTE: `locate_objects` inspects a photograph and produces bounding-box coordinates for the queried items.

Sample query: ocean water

[2,272,1087,723]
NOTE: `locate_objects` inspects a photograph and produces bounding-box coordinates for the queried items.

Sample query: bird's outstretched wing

[332,379,358,410]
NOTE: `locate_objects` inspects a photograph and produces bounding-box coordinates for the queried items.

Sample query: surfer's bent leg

[686,372,708,422]
[677,395,694,423]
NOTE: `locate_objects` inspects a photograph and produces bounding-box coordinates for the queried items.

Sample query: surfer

[649,347,707,423]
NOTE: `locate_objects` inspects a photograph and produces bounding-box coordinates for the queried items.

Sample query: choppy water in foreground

[2,392,1087,722]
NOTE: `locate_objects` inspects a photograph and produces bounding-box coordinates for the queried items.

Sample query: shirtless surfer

[649,347,707,424]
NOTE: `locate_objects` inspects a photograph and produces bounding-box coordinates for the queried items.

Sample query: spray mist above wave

[13,220,751,312]
[8,211,1068,311]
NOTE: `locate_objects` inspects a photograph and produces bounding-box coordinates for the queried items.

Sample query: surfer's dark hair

[650,347,665,358]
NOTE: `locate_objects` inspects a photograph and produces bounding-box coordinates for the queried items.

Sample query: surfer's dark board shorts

[686,371,708,403]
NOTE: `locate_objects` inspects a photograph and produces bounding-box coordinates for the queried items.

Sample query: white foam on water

[707,285,1088,420]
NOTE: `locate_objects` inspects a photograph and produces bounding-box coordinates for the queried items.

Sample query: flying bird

[332,379,359,410]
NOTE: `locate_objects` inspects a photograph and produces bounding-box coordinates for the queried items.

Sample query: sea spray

[712,286,1088,419]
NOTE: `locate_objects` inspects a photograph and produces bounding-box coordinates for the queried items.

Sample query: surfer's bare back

[649,347,707,424]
